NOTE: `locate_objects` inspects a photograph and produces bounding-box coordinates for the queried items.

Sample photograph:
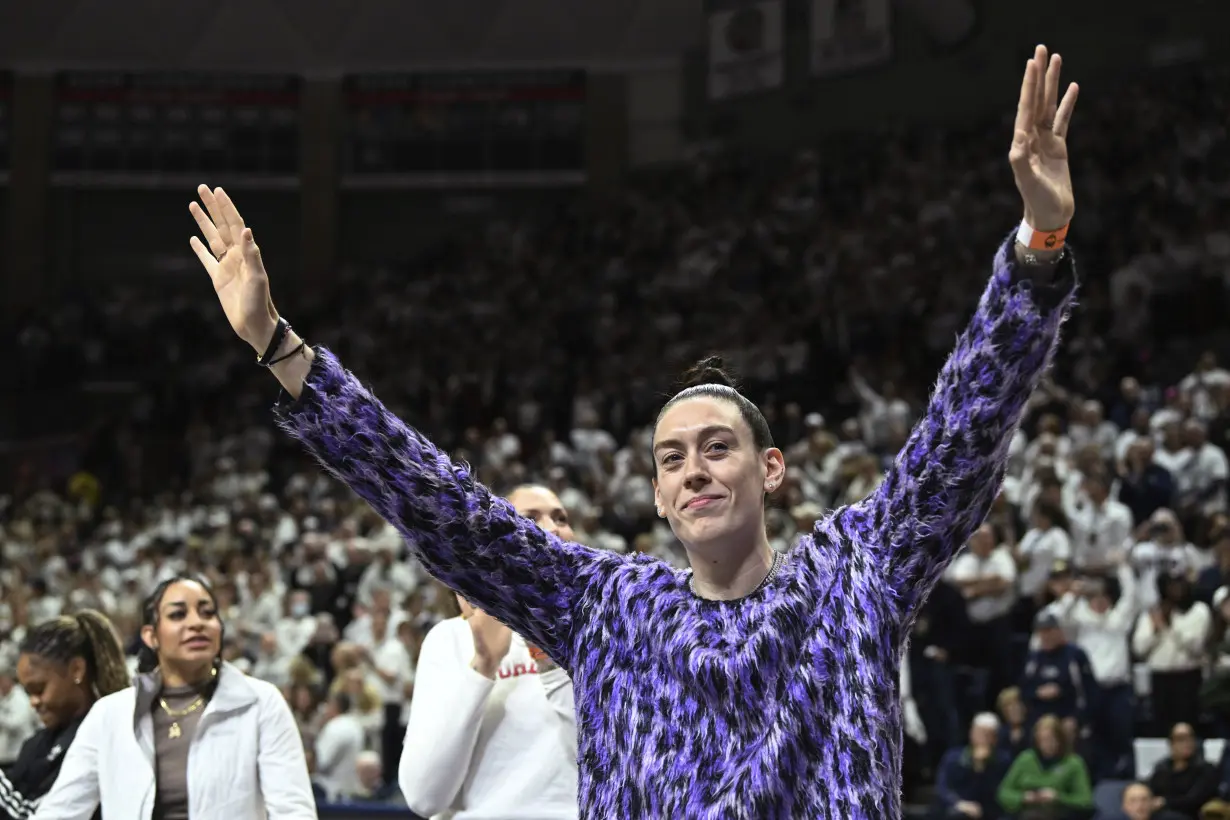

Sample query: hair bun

[680,355,738,390]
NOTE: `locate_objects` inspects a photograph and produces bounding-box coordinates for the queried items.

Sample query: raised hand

[459,598,513,679]
[188,185,279,353]
[1009,45,1079,232]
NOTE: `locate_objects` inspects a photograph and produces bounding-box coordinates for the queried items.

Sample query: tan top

[151,679,213,820]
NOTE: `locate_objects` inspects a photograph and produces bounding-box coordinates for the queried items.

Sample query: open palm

[1009,45,1079,232]
[189,184,278,351]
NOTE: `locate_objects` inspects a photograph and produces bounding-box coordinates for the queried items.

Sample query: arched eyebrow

[652,424,737,455]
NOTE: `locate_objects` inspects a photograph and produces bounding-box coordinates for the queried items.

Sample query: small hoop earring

[656,507,664,517]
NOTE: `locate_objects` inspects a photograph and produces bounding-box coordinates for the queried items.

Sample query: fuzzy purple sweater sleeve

[829,236,1075,623]
[271,359,624,670]
[272,233,1075,818]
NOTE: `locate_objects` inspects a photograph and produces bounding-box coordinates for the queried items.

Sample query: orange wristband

[1016,220,1069,251]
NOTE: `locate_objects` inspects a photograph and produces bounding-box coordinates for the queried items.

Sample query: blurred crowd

[3,61,1230,818]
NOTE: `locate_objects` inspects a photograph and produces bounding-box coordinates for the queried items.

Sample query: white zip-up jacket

[31,662,316,820]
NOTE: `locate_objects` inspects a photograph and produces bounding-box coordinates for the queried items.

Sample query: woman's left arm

[255,686,317,819]
[829,46,1080,624]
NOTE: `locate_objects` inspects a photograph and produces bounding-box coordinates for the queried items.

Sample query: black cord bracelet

[257,318,290,367]
[267,340,306,367]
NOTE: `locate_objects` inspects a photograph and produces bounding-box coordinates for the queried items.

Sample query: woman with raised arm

[398,484,578,820]
[189,46,1079,818]
[1,611,129,820]
[32,576,316,820]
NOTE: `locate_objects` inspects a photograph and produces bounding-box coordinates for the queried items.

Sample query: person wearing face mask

[31,576,316,820]
[276,589,318,660]
[398,485,578,820]
[2,611,129,820]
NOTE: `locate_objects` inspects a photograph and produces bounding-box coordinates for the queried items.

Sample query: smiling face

[652,396,785,554]
[142,579,223,677]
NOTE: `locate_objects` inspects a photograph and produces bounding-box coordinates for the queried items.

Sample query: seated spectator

[1145,722,1218,819]
[1111,782,1156,820]
[343,750,403,804]
[997,714,1093,819]
[998,687,1031,760]
[933,712,1011,819]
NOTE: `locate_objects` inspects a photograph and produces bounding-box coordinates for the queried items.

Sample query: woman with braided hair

[190,46,1079,818]
[2,610,129,820]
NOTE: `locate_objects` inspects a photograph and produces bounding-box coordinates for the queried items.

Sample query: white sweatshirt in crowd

[1131,600,1212,673]
[399,616,577,820]
[315,711,366,800]
[1049,564,1139,686]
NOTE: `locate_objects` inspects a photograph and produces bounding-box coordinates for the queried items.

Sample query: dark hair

[1034,500,1069,531]
[20,610,131,697]
[1158,572,1194,612]
[654,356,775,462]
[1082,468,1110,490]
[137,574,224,674]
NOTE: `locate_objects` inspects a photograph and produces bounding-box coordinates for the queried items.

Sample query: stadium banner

[706,0,784,101]
[810,0,892,77]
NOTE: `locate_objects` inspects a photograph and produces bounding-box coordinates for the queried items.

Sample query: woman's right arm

[398,620,491,817]
[188,186,623,668]
[28,711,102,820]
[271,342,618,666]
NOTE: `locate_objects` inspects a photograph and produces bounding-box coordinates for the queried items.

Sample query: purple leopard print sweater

[272,236,1076,818]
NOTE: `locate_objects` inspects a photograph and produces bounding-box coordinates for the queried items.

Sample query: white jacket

[32,662,316,820]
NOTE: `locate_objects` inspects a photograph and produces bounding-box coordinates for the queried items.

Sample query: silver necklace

[689,550,784,598]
